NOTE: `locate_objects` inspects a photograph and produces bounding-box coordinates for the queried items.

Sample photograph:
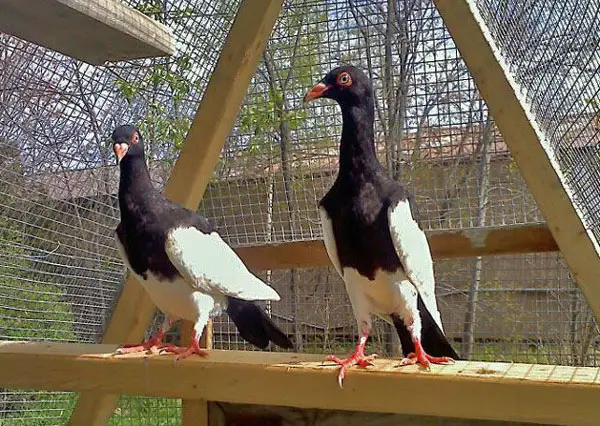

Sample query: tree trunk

[264,173,275,317]
[263,50,303,351]
[462,118,493,358]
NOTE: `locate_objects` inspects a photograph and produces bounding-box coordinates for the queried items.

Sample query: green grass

[0,392,76,426]
[0,393,182,426]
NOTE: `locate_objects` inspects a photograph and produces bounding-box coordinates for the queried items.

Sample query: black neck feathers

[338,96,381,176]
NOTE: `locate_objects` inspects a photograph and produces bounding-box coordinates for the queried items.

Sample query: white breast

[138,272,199,321]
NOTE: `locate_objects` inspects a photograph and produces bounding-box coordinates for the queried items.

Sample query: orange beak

[113,143,129,164]
[303,82,331,103]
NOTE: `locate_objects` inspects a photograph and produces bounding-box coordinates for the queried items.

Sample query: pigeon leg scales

[325,331,376,388]
[399,338,454,369]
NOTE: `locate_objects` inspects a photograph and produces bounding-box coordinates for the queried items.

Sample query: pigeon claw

[163,340,209,361]
[115,334,167,355]
[325,352,377,388]
[398,339,454,370]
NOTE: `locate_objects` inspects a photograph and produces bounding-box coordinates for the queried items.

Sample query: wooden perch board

[234,223,558,271]
[1,341,599,426]
[0,0,175,65]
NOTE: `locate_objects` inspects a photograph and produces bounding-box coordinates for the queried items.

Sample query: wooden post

[181,320,213,426]
[432,0,600,322]
[67,0,283,424]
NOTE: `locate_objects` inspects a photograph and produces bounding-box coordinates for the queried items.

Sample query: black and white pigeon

[304,66,458,386]
[111,124,293,359]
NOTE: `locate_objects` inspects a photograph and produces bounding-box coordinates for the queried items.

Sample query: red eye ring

[131,132,139,145]
[337,72,352,87]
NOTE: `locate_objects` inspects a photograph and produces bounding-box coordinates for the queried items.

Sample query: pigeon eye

[131,133,139,145]
[337,72,352,87]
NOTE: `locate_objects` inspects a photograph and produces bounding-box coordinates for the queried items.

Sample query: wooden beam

[0,0,174,65]
[234,223,558,271]
[3,341,600,426]
[433,1,600,322]
[68,1,283,425]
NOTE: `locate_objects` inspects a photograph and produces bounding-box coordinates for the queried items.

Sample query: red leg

[115,319,174,355]
[399,338,454,369]
[324,331,376,388]
[162,328,209,360]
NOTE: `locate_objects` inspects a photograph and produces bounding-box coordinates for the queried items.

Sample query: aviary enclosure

[0,0,599,424]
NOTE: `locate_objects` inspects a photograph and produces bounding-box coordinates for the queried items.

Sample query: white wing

[319,206,343,278]
[165,226,280,301]
[387,200,444,331]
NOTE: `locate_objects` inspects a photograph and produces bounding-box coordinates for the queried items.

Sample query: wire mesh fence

[474,0,600,242]
[0,0,599,424]
[0,0,238,423]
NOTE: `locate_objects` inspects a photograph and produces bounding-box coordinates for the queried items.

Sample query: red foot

[162,330,209,360]
[115,333,167,355]
[399,339,454,369]
[325,333,376,388]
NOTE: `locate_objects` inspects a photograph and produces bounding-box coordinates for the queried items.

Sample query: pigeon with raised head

[111,124,293,358]
[304,66,458,386]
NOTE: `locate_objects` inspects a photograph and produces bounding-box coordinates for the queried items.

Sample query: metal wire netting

[213,252,598,367]
[0,0,238,423]
[0,0,599,424]
[475,0,600,242]
[200,0,544,248]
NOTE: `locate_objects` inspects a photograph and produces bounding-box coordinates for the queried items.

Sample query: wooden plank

[68,1,283,425]
[0,0,174,65]
[234,223,558,271]
[433,1,600,322]
[2,341,600,426]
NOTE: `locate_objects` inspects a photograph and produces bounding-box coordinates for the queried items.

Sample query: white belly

[137,272,199,321]
[342,267,407,314]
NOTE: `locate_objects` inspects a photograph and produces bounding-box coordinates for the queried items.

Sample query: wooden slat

[2,341,600,426]
[433,1,600,322]
[68,1,283,425]
[0,0,174,65]
[234,223,558,271]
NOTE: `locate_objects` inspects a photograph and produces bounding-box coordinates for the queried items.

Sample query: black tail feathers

[392,294,459,360]
[226,297,293,350]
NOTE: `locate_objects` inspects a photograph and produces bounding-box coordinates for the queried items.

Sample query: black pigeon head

[303,65,373,107]
[111,124,145,165]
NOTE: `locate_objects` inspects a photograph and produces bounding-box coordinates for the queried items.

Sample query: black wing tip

[275,334,294,349]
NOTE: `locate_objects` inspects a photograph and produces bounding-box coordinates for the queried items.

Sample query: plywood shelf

[1,341,598,425]
[0,0,175,64]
